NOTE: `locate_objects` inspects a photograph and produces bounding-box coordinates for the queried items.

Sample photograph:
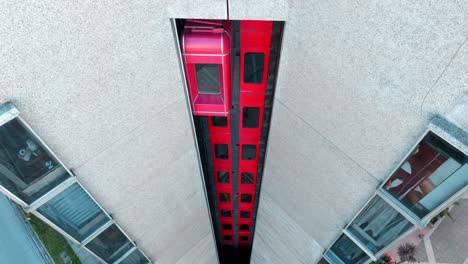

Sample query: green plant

[439,201,460,222]
[430,202,460,224]
[21,212,81,264]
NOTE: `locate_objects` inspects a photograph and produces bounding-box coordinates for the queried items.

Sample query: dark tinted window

[217,171,230,183]
[211,116,228,127]
[242,107,260,128]
[244,53,265,84]
[241,194,252,203]
[240,224,249,231]
[221,210,231,217]
[240,211,250,218]
[223,224,232,230]
[240,236,249,241]
[224,235,232,240]
[195,64,220,94]
[215,144,229,159]
[85,224,133,263]
[241,172,254,184]
[242,145,256,160]
[220,193,231,202]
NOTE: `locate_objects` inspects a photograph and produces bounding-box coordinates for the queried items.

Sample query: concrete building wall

[1,0,467,263]
[0,1,230,263]
[245,0,468,263]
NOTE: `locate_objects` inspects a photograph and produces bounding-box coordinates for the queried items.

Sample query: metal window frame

[0,103,152,264]
[0,102,19,127]
[341,193,417,259]
[81,219,115,246]
[324,123,468,264]
[322,232,372,264]
[322,193,418,263]
[26,176,77,212]
[114,246,137,264]
[0,112,76,206]
[29,181,114,244]
[84,222,139,264]
[377,128,468,226]
[114,247,152,264]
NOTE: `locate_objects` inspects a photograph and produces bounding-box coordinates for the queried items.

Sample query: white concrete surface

[0,1,224,263]
[251,0,468,263]
[1,0,467,263]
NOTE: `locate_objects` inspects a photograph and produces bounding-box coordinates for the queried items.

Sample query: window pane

[240,211,250,218]
[324,234,369,264]
[211,116,227,127]
[242,145,256,160]
[383,133,468,218]
[242,107,260,128]
[121,249,149,264]
[240,236,248,241]
[0,118,71,204]
[241,172,254,185]
[85,224,134,263]
[223,224,232,230]
[195,64,220,94]
[215,144,229,159]
[219,193,230,203]
[224,235,232,240]
[241,194,252,203]
[221,210,231,217]
[240,224,249,231]
[217,171,230,184]
[38,183,110,242]
[244,53,265,84]
[346,196,413,253]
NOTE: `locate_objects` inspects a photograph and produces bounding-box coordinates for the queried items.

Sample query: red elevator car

[182,20,232,116]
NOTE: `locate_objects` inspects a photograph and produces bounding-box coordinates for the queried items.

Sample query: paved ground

[412,198,468,264]
[427,198,468,264]
[0,195,52,263]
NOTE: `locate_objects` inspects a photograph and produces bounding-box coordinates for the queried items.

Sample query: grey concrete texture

[275,0,467,180]
[251,192,323,264]
[0,1,223,263]
[73,102,217,263]
[429,198,468,263]
[253,0,468,263]
[414,242,428,263]
[229,0,288,21]
[259,100,379,248]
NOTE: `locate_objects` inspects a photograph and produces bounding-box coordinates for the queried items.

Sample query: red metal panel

[239,93,265,143]
[239,21,272,94]
[182,21,232,116]
[236,20,272,246]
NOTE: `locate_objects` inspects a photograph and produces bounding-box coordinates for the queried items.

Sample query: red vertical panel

[237,20,272,245]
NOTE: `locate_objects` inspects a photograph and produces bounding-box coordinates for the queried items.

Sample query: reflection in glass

[383,133,468,218]
[324,234,369,264]
[0,118,70,203]
[38,183,110,242]
[86,224,134,263]
[121,249,149,264]
[242,107,260,128]
[195,64,220,94]
[244,53,265,84]
[347,196,413,253]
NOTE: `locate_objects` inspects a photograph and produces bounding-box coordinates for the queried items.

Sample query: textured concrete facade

[1,0,467,263]
[0,1,228,263]
[251,0,468,263]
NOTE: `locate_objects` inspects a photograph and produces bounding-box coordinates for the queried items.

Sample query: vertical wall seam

[227,0,230,20]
